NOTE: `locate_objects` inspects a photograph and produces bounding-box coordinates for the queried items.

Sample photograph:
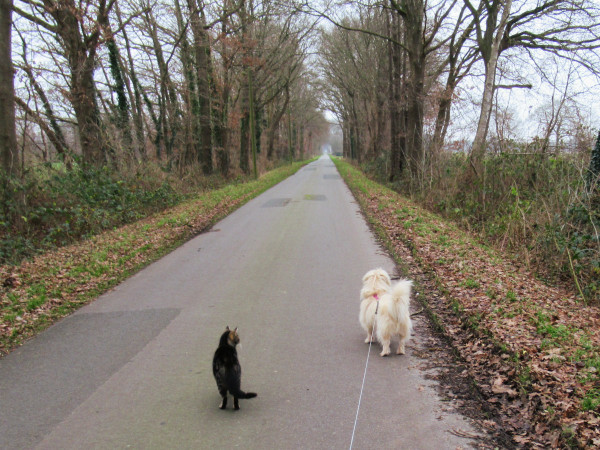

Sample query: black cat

[212,326,257,410]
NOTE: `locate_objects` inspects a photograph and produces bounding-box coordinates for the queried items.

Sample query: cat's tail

[230,387,257,399]
[223,371,257,399]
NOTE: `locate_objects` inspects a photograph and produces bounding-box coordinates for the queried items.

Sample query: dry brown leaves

[352,184,600,448]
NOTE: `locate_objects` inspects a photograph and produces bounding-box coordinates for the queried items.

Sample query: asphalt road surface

[0,156,482,449]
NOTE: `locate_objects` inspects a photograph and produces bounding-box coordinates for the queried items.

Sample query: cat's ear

[225,325,230,331]
[234,327,238,332]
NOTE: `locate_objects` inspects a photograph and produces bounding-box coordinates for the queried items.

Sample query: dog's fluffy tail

[391,279,412,306]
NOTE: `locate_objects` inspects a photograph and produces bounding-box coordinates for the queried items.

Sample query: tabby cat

[212,326,257,410]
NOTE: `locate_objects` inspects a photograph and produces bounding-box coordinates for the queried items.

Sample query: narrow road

[1,156,482,449]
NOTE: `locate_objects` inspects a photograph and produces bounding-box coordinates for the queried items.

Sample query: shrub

[361,148,600,303]
[0,163,185,265]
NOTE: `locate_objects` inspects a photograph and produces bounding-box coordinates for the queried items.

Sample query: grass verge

[0,160,313,355]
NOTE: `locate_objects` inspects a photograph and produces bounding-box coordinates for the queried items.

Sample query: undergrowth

[0,162,262,265]
[363,151,600,303]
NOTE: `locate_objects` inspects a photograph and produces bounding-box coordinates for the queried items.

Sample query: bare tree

[429,3,477,156]
[16,30,71,165]
[114,1,146,161]
[14,0,120,166]
[212,0,237,176]
[187,0,214,174]
[465,0,600,172]
[139,5,182,161]
[238,0,252,174]
[105,18,133,159]
[0,0,17,175]
[314,0,466,181]
[8,0,325,175]
[388,7,405,180]
[319,22,362,161]
[252,5,313,161]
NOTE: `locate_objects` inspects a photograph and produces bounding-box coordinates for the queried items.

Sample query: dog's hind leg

[379,335,391,356]
[365,326,376,343]
[396,338,406,355]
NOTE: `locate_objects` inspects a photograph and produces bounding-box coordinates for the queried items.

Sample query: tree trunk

[106,28,132,156]
[431,79,455,156]
[248,70,257,178]
[342,119,350,159]
[115,2,146,161]
[469,0,513,171]
[287,105,294,161]
[470,55,498,161]
[0,0,17,176]
[144,9,180,161]
[267,86,290,160]
[174,0,195,166]
[404,0,425,179]
[350,97,360,161]
[213,68,230,176]
[70,59,104,166]
[388,8,405,182]
[188,0,213,174]
[240,96,250,173]
[53,0,109,166]
[213,3,232,176]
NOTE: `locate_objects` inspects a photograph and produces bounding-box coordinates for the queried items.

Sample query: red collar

[374,294,379,300]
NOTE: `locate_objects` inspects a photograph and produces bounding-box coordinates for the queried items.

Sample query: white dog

[359,268,413,357]
[359,268,391,345]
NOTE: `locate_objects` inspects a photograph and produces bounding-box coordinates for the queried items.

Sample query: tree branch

[12,4,56,32]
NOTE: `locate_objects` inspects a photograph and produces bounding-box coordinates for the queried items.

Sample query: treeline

[0,0,329,263]
[1,0,328,176]
[316,1,600,302]
[2,0,600,299]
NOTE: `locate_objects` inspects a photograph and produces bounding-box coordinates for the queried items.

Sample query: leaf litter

[335,159,600,448]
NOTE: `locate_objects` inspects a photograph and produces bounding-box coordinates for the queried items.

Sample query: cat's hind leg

[233,396,240,410]
[219,388,228,409]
